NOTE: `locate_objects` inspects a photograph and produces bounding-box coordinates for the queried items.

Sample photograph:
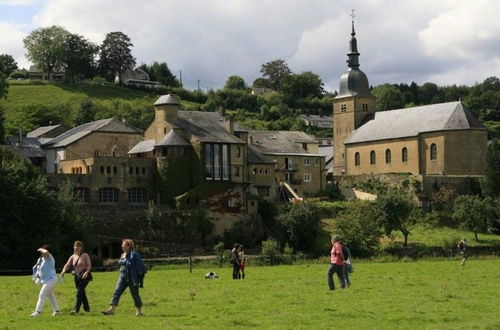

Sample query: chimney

[224,116,234,134]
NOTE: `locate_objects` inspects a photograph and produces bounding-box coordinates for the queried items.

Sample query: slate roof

[27,124,66,138]
[6,137,46,158]
[318,145,334,173]
[128,139,155,154]
[345,102,486,144]
[156,129,191,146]
[44,118,142,148]
[335,68,372,99]
[175,111,245,144]
[248,131,319,155]
[247,146,274,164]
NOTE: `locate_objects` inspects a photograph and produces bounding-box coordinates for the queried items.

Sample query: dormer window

[340,104,347,112]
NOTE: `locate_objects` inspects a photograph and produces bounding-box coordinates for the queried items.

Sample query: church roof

[156,129,191,146]
[44,118,142,148]
[345,102,486,144]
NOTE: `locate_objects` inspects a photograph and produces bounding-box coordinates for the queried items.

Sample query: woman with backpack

[102,238,147,316]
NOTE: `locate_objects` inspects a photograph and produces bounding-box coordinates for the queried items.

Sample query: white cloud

[0,0,498,88]
[0,21,28,68]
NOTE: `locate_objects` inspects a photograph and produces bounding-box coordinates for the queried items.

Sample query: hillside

[0,81,159,135]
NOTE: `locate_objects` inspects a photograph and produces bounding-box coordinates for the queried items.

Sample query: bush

[213,241,225,266]
[261,238,281,265]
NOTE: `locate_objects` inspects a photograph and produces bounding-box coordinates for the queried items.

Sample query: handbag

[76,270,93,281]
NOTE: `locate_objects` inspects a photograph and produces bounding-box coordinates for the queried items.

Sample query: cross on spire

[350,9,356,36]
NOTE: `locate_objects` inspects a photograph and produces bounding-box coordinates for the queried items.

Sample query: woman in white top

[31,244,61,317]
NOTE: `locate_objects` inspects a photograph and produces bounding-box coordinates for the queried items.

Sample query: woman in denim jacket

[102,238,147,316]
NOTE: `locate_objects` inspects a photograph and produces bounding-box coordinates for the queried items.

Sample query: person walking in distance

[458,237,468,266]
[231,243,241,280]
[239,245,246,279]
[341,241,352,287]
[60,240,92,314]
[31,244,61,317]
[326,235,345,290]
[102,239,147,316]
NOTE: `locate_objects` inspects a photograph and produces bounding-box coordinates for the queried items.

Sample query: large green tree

[23,25,70,80]
[0,72,7,144]
[63,33,98,82]
[224,75,247,90]
[0,54,18,76]
[372,83,404,111]
[375,191,415,247]
[260,58,292,90]
[452,195,494,241]
[138,61,179,87]
[99,31,136,84]
[481,139,500,198]
[281,71,324,100]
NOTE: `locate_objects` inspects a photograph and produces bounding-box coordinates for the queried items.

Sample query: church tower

[332,18,375,176]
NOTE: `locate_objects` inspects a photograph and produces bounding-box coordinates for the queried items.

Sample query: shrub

[261,238,281,265]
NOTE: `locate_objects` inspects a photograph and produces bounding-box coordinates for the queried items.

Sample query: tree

[9,69,28,79]
[335,200,382,257]
[252,77,272,89]
[375,191,415,247]
[139,61,180,87]
[0,72,7,143]
[275,201,321,252]
[372,83,404,110]
[23,25,69,80]
[99,31,135,84]
[0,54,18,76]
[281,71,324,100]
[452,195,493,241]
[0,72,7,99]
[225,75,247,90]
[481,139,500,198]
[75,98,96,125]
[0,105,5,144]
[63,33,98,82]
[260,58,292,90]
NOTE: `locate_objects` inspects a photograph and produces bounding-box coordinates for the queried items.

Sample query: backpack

[342,245,350,261]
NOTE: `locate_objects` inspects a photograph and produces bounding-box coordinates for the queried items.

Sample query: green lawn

[1,260,499,329]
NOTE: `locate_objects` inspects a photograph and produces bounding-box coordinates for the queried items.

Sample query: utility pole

[179,70,183,87]
[197,79,200,91]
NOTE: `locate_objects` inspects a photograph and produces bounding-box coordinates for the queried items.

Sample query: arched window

[385,149,391,164]
[402,147,408,162]
[99,187,119,204]
[354,152,360,166]
[430,143,437,160]
[370,151,376,165]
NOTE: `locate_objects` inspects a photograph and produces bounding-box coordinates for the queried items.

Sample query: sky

[0,0,499,92]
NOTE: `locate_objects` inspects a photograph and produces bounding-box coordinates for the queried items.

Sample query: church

[332,21,487,183]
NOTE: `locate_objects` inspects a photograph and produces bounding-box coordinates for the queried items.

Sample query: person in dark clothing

[458,237,468,266]
[231,243,241,280]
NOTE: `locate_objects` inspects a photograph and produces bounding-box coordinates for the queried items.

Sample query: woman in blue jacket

[102,239,147,316]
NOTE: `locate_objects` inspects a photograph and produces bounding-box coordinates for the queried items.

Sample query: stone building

[332,21,488,188]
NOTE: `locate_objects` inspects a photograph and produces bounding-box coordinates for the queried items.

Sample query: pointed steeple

[347,12,360,69]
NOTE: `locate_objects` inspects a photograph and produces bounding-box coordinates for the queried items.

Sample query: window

[304,173,312,182]
[362,103,369,111]
[100,166,104,174]
[73,187,90,204]
[235,166,240,177]
[205,143,230,181]
[99,187,119,204]
[302,143,308,150]
[113,166,117,175]
[164,127,167,134]
[129,166,133,175]
[340,104,347,112]
[304,158,310,166]
[354,152,360,166]
[136,167,139,175]
[237,146,241,158]
[370,151,376,165]
[430,143,437,160]
[385,149,391,164]
[142,167,146,175]
[128,188,148,204]
[402,147,408,162]
[106,166,111,174]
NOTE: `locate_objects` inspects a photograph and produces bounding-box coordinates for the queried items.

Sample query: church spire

[347,9,360,70]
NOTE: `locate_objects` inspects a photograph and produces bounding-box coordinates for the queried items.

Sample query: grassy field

[1,260,499,329]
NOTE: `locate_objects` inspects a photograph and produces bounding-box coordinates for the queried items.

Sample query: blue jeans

[327,263,345,290]
[110,275,142,307]
[343,263,352,287]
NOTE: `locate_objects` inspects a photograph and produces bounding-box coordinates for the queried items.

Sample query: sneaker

[69,310,78,315]
[102,309,114,316]
[52,310,62,316]
[30,311,41,317]
[136,312,144,317]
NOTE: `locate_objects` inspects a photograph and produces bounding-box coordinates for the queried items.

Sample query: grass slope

[1,260,499,329]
